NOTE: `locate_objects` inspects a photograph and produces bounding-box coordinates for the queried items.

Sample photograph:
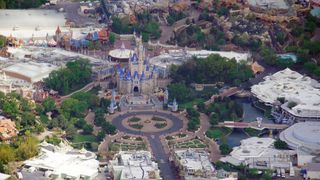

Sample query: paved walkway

[106,111,184,180]
[100,110,222,179]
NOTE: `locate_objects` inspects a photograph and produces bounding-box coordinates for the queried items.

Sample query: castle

[116,36,158,95]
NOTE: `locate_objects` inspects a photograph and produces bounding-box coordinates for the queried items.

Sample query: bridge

[217,121,289,130]
[205,87,241,106]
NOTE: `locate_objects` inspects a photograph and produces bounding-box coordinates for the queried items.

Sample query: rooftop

[109,151,161,180]
[175,149,215,172]
[221,137,295,168]
[0,10,66,39]
[23,141,99,179]
[251,68,320,118]
[280,122,320,153]
[2,62,58,83]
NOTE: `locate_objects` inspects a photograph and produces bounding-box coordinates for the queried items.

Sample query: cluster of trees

[166,10,187,25]
[0,132,38,173]
[0,0,46,9]
[0,92,42,131]
[111,11,161,42]
[232,34,262,52]
[274,139,288,150]
[44,59,92,95]
[170,54,253,86]
[206,97,243,125]
[167,83,192,104]
[94,107,117,140]
[186,108,200,131]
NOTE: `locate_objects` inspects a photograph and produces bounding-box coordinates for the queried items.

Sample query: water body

[226,128,249,148]
[225,98,275,147]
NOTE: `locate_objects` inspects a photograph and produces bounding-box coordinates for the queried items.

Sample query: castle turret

[172,98,178,112]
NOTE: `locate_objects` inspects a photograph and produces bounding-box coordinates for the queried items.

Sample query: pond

[224,98,275,148]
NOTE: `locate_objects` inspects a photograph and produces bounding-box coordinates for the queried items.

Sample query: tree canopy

[44,59,92,95]
[170,54,253,86]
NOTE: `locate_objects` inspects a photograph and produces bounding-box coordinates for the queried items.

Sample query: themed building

[117,35,158,95]
[109,151,162,180]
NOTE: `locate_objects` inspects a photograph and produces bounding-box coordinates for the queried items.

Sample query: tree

[0,35,6,48]
[274,139,288,150]
[65,125,77,140]
[42,97,55,113]
[75,118,86,129]
[0,160,5,173]
[260,45,277,65]
[96,131,106,141]
[21,112,36,127]
[83,124,93,134]
[219,143,231,155]
[0,144,15,164]
[109,32,116,45]
[61,98,88,118]
[15,135,39,160]
[168,83,193,103]
[101,121,116,134]
[44,59,92,95]
[197,102,206,113]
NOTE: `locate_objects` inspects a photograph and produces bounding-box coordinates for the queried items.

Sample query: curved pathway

[112,111,184,180]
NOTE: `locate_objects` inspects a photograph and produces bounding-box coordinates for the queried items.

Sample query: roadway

[111,111,184,180]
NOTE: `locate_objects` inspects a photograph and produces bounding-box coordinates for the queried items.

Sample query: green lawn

[180,98,205,109]
[72,134,97,143]
[244,128,260,137]
[206,127,232,139]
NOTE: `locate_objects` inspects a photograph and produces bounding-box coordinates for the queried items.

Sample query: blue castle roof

[140,71,145,80]
[133,71,139,79]
[126,71,131,80]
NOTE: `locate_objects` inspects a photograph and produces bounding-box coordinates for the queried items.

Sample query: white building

[22,141,99,180]
[0,10,66,39]
[173,149,215,179]
[2,62,58,83]
[109,151,162,180]
[220,137,295,170]
[251,68,320,123]
[280,122,320,166]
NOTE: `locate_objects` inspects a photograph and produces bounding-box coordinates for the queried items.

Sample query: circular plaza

[111,111,184,135]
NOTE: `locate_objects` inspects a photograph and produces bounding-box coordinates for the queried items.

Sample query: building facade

[117,36,158,95]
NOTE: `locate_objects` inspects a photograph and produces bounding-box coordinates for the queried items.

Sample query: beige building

[117,35,158,95]
[0,117,18,141]
[172,149,215,179]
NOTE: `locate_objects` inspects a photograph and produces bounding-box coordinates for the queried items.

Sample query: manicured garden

[129,123,143,129]
[154,122,167,129]
[151,116,166,122]
[109,142,147,152]
[128,117,141,122]
[174,139,207,149]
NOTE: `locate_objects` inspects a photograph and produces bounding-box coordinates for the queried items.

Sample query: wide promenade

[111,111,184,180]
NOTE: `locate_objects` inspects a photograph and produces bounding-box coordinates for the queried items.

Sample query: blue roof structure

[131,53,138,62]
[140,71,145,80]
[126,71,131,80]
[92,32,99,41]
[133,71,139,79]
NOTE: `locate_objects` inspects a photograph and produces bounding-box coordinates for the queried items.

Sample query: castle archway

[133,86,139,93]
